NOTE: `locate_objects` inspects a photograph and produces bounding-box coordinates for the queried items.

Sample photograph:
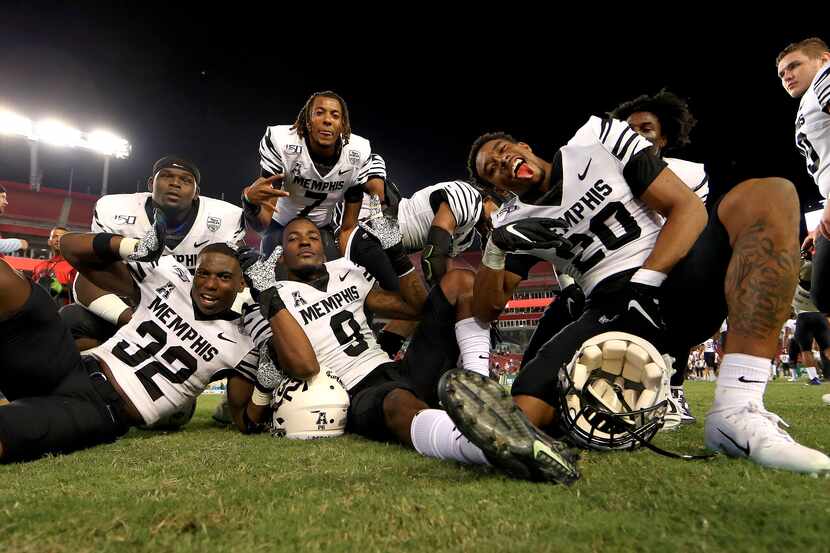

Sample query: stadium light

[35,119,83,148]
[0,109,33,138]
[0,106,130,193]
[85,130,131,159]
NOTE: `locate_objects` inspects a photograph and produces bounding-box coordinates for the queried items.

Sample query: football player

[243,91,387,258]
[341,180,500,361]
[0,213,315,462]
[61,156,250,351]
[461,115,830,474]
[778,38,830,315]
[244,216,579,484]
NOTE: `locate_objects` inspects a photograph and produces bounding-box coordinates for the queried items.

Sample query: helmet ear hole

[272,368,349,439]
[557,332,670,451]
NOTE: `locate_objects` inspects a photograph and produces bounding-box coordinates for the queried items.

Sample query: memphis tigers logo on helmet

[92,192,245,272]
[492,117,665,295]
[795,61,830,198]
[258,125,387,227]
[86,256,271,426]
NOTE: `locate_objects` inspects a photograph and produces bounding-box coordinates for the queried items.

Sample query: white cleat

[705,402,830,476]
[659,394,683,432]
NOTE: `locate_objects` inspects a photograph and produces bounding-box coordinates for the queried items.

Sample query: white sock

[805,365,819,380]
[455,317,491,376]
[410,409,489,465]
[713,353,770,409]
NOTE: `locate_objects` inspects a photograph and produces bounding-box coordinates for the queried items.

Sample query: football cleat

[705,401,830,476]
[438,370,580,485]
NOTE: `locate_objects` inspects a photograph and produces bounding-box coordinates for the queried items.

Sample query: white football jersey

[397,180,483,256]
[664,157,709,204]
[495,117,664,295]
[795,61,830,198]
[271,258,391,391]
[259,125,387,227]
[703,339,716,353]
[86,257,270,425]
[92,193,245,272]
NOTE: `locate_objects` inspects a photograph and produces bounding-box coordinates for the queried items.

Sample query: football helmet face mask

[271,368,349,440]
[556,332,671,451]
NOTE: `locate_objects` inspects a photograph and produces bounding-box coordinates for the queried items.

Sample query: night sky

[0,8,825,219]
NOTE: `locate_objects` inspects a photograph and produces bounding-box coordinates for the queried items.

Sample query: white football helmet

[556,332,671,451]
[271,368,349,439]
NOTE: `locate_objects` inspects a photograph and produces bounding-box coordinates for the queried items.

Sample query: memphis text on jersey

[559,179,613,228]
[146,295,219,362]
[297,285,361,325]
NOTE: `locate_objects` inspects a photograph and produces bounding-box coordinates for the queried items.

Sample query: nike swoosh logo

[567,298,576,312]
[505,224,532,243]
[478,355,489,360]
[718,428,750,456]
[339,272,349,281]
[339,168,351,175]
[738,376,765,384]
[194,240,209,248]
[577,158,592,180]
[217,333,236,343]
[627,300,659,329]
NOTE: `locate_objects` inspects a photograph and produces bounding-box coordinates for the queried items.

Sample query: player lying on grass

[0,212,315,462]
[241,216,580,484]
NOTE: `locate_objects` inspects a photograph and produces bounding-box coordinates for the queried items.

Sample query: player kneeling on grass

[239,216,580,484]
[0,211,317,462]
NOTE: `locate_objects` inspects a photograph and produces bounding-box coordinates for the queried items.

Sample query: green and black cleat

[438,369,580,485]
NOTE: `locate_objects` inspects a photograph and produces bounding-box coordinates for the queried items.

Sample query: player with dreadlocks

[242,91,388,258]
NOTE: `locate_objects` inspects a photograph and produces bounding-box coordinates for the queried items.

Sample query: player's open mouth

[513,158,533,179]
[199,293,219,307]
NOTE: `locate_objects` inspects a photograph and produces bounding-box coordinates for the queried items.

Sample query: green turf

[2,381,830,553]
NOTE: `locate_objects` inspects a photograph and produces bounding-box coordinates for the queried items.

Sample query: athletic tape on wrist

[481,238,506,271]
[88,294,131,325]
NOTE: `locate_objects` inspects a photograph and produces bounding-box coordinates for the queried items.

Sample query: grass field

[2,381,830,553]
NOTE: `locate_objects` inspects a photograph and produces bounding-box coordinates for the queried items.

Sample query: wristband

[630,268,667,287]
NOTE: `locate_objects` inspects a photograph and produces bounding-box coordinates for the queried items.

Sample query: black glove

[127,208,167,262]
[614,282,665,344]
[377,330,406,357]
[491,217,571,252]
[560,283,585,320]
[237,246,286,320]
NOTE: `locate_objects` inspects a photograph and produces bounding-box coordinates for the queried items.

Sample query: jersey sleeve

[240,303,274,348]
[230,347,259,382]
[92,199,115,233]
[231,209,246,243]
[356,153,387,186]
[428,181,483,230]
[814,64,830,110]
[259,127,286,177]
[589,117,654,168]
